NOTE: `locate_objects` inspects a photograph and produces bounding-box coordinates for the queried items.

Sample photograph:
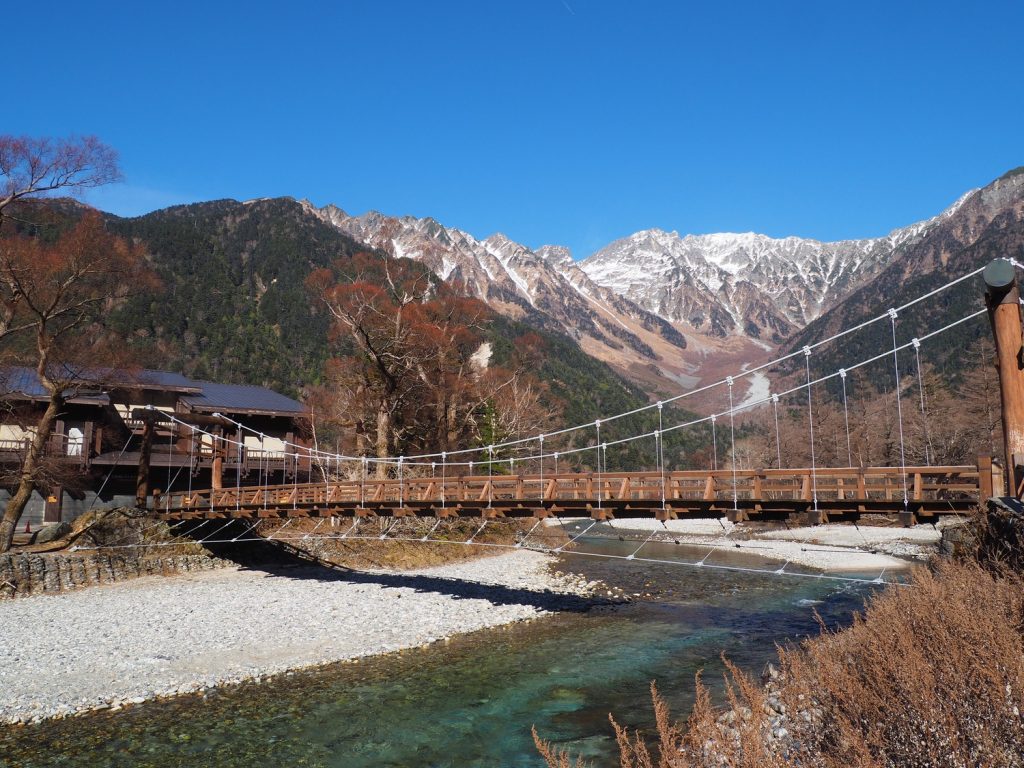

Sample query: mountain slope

[312,204,688,360]
[106,198,375,392]
[785,169,1024,382]
[580,194,972,343]
[96,198,682,445]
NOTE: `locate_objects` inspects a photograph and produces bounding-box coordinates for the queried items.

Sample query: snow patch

[470,342,492,371]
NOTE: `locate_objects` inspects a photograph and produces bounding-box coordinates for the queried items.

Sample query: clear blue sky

[7,1,1023,258]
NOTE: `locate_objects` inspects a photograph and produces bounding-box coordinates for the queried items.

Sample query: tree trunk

[375,404,390,480]
[0,393,63,553]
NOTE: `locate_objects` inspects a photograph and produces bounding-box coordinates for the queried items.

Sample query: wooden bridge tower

[984,258,1024,497]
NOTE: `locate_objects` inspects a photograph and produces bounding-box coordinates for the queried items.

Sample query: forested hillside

[87,197,706,466]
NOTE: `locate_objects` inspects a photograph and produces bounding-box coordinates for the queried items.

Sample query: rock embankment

[0,552,226,599]
[0,550,600,725]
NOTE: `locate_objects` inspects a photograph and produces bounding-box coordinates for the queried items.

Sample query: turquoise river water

[0,537,882,768]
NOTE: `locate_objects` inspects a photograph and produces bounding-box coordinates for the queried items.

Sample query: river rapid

[0,538,879,768]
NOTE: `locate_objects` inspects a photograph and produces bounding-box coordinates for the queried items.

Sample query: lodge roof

[0,367,307,417]
[181,381,307,417]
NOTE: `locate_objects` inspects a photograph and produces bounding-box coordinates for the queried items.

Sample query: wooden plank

[544,478,556,500]
[978,454,994,498]
[703,475,716,501]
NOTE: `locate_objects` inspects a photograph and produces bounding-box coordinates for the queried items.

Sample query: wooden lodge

[0,368,309,530]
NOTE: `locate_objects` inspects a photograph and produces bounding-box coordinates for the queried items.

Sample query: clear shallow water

[0,539,878,768]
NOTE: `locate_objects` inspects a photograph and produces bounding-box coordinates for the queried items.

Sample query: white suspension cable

[889,310,910,508]
[804,347,819,513]
[727,376,738,510]
[711,415,718,471]
[657,401,666,510]
[155,308,987,484]
[208,265,990,467]
[771,393,782,469]
[912,338,933,465]
[839,369,853,467]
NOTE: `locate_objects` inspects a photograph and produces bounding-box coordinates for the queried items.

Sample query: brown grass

[536,558,1024,768]
[261,517,546,570]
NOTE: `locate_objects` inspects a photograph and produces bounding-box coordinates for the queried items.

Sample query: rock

[31,522,71,546]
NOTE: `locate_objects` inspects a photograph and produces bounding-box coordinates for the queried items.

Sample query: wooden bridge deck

[152,463,989,526]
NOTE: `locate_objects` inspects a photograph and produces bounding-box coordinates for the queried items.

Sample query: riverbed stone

[0,550,598,724]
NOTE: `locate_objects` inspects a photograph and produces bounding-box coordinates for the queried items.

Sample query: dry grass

[780,560,1024,767]
[260,517,548,570]
[537,558,1024,768]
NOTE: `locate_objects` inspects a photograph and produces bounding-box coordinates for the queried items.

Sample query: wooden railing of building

[153,460,989,526]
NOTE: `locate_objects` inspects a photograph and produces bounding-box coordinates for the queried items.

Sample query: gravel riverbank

[0,550,600,725]
[546,518,949,571]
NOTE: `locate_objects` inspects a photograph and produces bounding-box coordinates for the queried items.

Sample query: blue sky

[7,1,1022,257]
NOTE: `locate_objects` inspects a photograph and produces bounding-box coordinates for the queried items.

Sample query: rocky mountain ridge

[580,191,974,341]
[307,186,981,399]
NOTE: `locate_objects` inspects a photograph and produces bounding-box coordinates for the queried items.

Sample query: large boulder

[31,521,71,545]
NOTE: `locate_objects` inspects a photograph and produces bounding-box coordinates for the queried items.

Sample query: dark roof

[1,368,47,398]
[181,381,306,417]
[1,367,306,417]
[129,370,201,393]
[0,367,109,404]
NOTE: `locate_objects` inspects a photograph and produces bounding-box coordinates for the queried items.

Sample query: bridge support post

[135,419,154,509]
[984,259,1024,496]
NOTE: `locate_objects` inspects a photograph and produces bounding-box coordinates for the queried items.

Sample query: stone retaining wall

[0,552,228,599]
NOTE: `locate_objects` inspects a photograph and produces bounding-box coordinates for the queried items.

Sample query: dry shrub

[536,560,1024,768]
[780,560,1024,767]
[532,726,588,768]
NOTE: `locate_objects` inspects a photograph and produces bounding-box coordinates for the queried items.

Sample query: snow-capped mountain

[580,192,974,341]
[305,188,976,399]
[311,204,688,363]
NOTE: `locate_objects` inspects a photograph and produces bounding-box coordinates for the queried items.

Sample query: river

[0,537,879,768]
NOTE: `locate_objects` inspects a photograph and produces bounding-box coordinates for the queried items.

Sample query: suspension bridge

[67,258,1024,586]
[141,260,1020,526]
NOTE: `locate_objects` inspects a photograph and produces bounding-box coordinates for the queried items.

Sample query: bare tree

[0,135,120,215]
[0,212,153,551]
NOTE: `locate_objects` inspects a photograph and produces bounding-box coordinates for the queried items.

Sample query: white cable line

[727,377,738,510]
[516,517,543,548]
[657,401,666,510]
[711,415,718,471]
[555,520,597,552]
[840,369,853,467]
[75,528,907,588]
[912,338,933,465]
[889,310,910,508]
[86,432,134,512]
[207,265,990,466]
[187,426,195,502]
[625,524,661,560]
[771,393,782,469]
[155,309,987,482]
[538,435,545,502]
[804,347,819,512]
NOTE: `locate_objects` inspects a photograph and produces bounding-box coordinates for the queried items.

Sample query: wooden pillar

[984,258,1024,496]
[211,427,223,491]
[135,420,154,508]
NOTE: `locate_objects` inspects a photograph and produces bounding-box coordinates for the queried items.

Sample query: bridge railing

[157,463,984,513]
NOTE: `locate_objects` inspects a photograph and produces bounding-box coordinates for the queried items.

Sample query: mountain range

[306,176,998,403]
[48,166,1024,420]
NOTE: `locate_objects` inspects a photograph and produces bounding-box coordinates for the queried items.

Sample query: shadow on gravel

[182,520,601,613]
